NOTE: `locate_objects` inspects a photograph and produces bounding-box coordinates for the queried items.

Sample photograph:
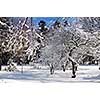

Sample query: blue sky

[10,17,77,27]
[32,17,58,26]
[32,17,77,26]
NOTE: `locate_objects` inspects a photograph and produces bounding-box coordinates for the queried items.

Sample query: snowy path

[0,65,100,83]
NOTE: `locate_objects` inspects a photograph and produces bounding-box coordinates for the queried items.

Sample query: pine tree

[0,17,12,66]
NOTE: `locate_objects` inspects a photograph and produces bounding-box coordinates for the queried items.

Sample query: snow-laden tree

[38,19,81,77]
[0,17,13,66]
[1,17,100,76]
[79,17,100,33]
[0,17,37,66]
[78,17,100,65]
[4,17,30,64]
[38,17,100,77]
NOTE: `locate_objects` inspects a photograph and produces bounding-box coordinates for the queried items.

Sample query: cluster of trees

[0,17,45,67]
[39,18,100,65]
[0,17,100,77]
[38,17,100,77]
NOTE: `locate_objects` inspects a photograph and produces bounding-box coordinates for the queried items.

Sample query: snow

[0,65,100,83]
[0,65,100,100]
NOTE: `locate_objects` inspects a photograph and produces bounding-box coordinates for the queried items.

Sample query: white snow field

[0,65,100,83]
[0,65,100,100]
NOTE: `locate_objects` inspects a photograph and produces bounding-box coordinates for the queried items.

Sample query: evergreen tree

[0,17,12,66]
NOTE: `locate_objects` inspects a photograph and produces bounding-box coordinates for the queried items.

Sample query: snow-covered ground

[0,65,100,100]
[0,65,100,83]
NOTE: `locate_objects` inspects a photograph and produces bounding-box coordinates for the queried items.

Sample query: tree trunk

[0,64,1,71]
[68,57,76,78]
[62,65,66,72]
[50,64,54,75]
[71,61,76,78]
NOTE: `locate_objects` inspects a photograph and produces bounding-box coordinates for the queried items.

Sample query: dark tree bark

[0,64,1,71]
[61,65,66,72]
[68,57,76,78]
[0,57,2,71]
[50,64,54,75]
[99,67,100,70]
[71,61,76,78]
[68,47,77,78]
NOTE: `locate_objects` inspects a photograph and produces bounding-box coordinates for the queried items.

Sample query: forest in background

[1,17,100,72]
